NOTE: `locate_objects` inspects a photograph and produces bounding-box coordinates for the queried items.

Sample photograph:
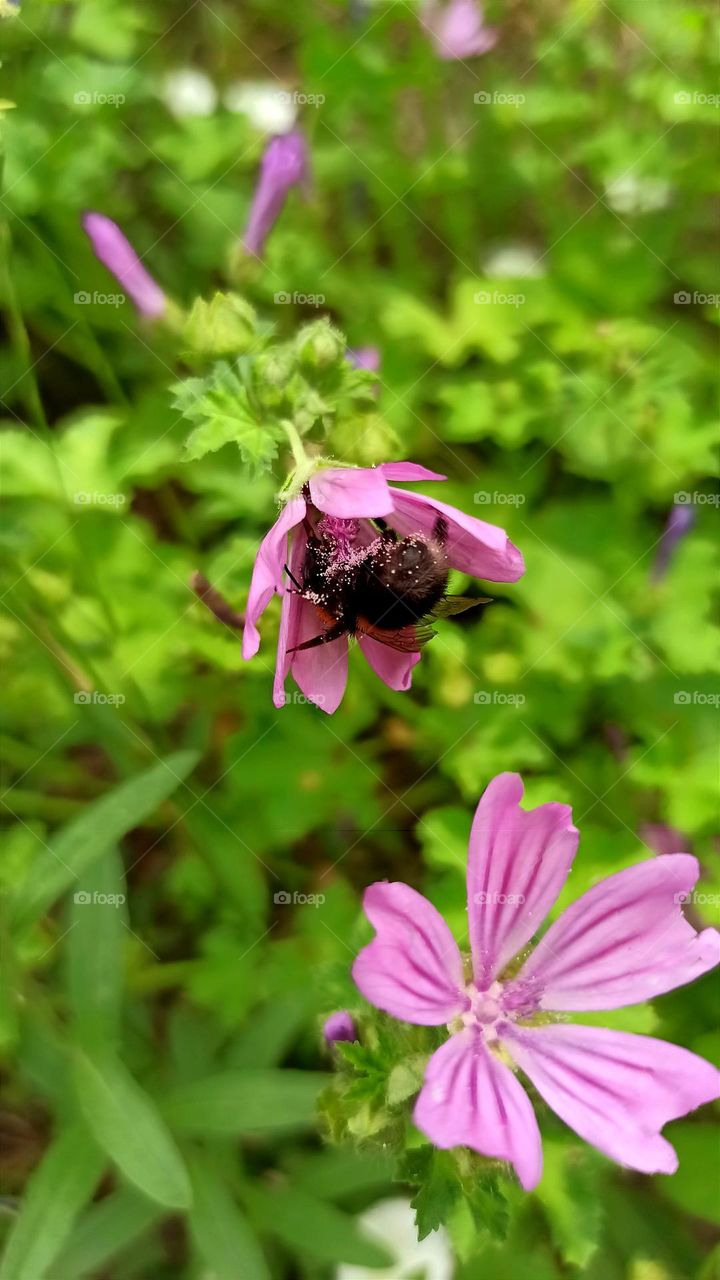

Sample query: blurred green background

[1,0,718,1277]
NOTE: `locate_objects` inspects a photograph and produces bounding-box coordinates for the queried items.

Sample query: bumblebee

[287,516,486,654]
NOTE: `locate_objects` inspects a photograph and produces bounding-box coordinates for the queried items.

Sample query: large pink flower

[242,463,524,713]
[352,773,720,1189]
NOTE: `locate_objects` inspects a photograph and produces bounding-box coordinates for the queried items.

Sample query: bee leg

[432,515,449,547]
[288,622,347,654]
[284,564,304,592]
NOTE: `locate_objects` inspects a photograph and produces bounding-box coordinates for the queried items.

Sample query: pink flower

[347,347,381,373]
[352,773,720,1189]
[324,1011,358,1043]
[242,130,309,259]
[422,0,498,61]
[82,213,167,318]
[242,463,524,714]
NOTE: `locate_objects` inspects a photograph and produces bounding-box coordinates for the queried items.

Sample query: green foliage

[1,0,718,1276]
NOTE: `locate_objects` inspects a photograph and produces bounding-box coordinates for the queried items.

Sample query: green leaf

[655,1123,720,1224]
[534,1141,603,1267]
[72,1050,192,1210]
[54,1187,162,1278]
[188,1152,269,1280]
[0,1127,104,1280]
[161,1069,328,1136]
[65,845,126,1048]
[244,1184,393,1268]
[401,1148,460,1241]
[175,363,280,472]
[11,751,198,930]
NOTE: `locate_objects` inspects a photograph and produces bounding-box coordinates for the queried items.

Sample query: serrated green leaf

[11,751,198,930]
[175,363,280,472]
[399,1147,460,1241]
[0,1127,104,1280]
[72,1050,192,1210]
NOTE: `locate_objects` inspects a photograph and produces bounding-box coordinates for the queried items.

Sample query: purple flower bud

[242,130,309,260]
[323,1011,358,1043]
[422,0,498,61]
[651,503,695,582]
[347,346,380,373]
[82,213,166,318]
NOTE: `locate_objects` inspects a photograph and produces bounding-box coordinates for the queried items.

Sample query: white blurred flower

[162,69,217,118]
[223,80,297,133]
[604,174,671,215]
[483,242,545,278]
[336,1197,454,1280]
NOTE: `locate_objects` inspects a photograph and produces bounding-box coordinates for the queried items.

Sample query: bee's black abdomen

[356,535,449,629]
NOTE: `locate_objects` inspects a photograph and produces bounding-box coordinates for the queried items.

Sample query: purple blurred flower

[82,213,166,318]
[641,822,689,858]
[352,772,720,1189]
[347,347,380,373]
[422,0,498,61]
[323,1011,358,1043]
[242,462,524,713]
[242,130,309,259]
[651,503,695,582]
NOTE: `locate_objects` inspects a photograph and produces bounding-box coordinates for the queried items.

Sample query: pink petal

[290,598,348,714]
[515,854,720,1011]
[358,635,421,691]
[242,497,306,660]
[272,524,306,709]
[503,1023,720,1175]
[352,882,466,1025]
[466,774,579,989]
[387,489,525,582]
[308,467,393,518]
[378,462,447,483]
[414,1028,542,1190]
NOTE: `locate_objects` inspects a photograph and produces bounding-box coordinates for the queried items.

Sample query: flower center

[459,980,508,1042]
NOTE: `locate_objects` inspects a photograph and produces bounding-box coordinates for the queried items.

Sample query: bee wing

[427,595,491,620]
[356,618,437,652]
